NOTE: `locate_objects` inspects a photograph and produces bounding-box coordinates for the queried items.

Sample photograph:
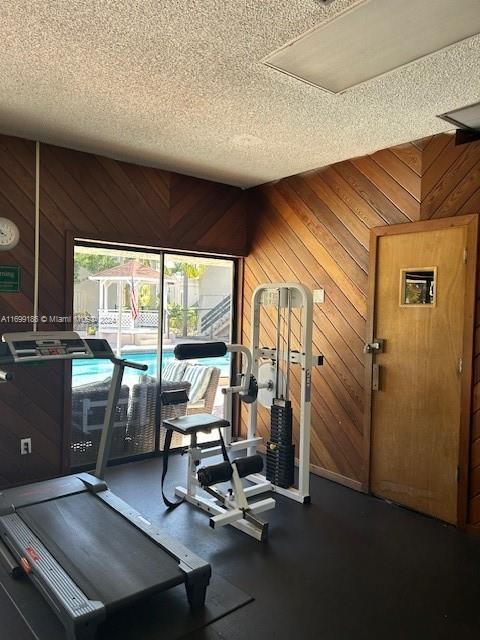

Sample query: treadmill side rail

[97,489,212,581]
[0,513,105,639]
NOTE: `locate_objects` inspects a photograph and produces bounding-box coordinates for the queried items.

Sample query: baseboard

[466,524,480,535]
[250,442,365,493]
[309,463,365,493]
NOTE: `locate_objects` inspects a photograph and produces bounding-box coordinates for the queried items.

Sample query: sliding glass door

[71,242,234,469]
[162,254,234,447]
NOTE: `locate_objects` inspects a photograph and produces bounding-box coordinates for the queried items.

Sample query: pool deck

[121,343,175,354]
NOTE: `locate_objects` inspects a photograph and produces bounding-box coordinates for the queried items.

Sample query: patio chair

[127,377,191,452]
[71,381,130,467]
[161,361,222,417]
[185,367,220,416]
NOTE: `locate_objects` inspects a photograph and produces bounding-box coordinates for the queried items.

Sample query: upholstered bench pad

[163,413,229,435]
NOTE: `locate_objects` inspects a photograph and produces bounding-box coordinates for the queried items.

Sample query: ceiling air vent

[438,101,480,145]
[263,0,480,93]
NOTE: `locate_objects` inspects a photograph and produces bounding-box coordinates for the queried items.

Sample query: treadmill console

[2,331,94,363]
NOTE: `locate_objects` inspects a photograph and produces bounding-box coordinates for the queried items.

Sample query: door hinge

[458,358,463,374]
[463,248,468,264]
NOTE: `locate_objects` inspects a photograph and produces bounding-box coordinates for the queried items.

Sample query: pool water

[72,349,231,387]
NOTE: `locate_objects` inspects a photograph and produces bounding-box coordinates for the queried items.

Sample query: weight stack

[266,400,295,488]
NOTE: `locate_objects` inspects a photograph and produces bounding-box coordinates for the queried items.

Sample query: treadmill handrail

[111,357,148,372]
[0,330,147,479]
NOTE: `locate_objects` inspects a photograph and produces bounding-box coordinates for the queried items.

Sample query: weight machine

[161,341,275,541]
[245,283,322,503]
[161,283,322,541]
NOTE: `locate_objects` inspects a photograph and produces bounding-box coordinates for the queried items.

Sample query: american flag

[130,277,139,321]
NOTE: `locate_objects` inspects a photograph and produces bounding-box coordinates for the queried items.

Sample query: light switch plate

[313,288,325,303]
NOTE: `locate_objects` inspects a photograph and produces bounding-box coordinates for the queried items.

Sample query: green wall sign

[0,266,21,293]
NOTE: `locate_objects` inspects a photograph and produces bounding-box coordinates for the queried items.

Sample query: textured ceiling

[0,0,479,188]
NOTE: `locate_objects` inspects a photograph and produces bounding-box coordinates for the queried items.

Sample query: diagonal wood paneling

[420,133,480,530]
[3,128,480,530]
[0,136,64,484]
[243,142,422,485]
[0,134,248,488]
[245,132,480,527]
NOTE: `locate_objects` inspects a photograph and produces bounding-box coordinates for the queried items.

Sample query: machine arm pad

[174,342,227,360]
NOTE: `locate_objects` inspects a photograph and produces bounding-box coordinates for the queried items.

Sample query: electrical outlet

[20,438,32,455]
[313,288,325,303]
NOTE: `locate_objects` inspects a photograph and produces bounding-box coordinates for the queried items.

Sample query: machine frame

[165,283,320,541]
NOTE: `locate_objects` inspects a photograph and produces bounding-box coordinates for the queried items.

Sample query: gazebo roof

[89,260,160,283]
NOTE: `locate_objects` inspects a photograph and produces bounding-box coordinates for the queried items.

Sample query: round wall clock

[0,218,20,251]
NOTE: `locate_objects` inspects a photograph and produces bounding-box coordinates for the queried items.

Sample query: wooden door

[366,216,477,525]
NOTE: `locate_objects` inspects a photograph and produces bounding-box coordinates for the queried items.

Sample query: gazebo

[89,260,167,353]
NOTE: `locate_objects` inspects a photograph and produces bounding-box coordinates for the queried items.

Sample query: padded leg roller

[233,454,264,479]
[198,461,233,487]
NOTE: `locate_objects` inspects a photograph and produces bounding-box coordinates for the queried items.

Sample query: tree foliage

[74,254,121,283]
[167,303,198,335]
[138,283,153,309]
[165,262,206,279]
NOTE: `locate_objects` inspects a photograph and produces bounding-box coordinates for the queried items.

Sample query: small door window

[400,267,436,306]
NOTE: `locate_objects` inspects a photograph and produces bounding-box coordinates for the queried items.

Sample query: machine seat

[163,413,229,435]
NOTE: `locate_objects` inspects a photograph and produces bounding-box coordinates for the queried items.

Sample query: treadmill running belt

[18,492,184,609]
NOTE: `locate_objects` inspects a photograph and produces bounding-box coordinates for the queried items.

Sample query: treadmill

[0,331,211,640]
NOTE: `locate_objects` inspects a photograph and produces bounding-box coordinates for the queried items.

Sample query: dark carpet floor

[106,454,480,640]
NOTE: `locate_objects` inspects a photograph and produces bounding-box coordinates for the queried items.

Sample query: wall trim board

[62,231,75,474]
[459,215,479,527]
[370,213,478,238]
[310,463,365,492]
[73,229,246,258]
[466,524,480,535]
[252,443,363,491]
[33,140,40,328]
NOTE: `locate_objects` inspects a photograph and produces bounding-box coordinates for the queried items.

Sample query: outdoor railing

[95,306,231,338]
[200,295,231,336]
[138,310,160,327]
[98,309,160,330]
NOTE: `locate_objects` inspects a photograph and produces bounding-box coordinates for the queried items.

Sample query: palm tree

[166,262,205,337]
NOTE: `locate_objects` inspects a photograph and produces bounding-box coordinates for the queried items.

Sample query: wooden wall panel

[0,134,248,488]
[3,128,479,531]
[245,132,480,528]
[0,137,65,484]
[420,133,480,531]
[243,142,422,485]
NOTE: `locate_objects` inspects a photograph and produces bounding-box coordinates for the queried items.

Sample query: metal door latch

[363,339,384,354]
[372,364,381,391]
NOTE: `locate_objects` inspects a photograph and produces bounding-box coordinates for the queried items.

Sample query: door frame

[363,214,478,527]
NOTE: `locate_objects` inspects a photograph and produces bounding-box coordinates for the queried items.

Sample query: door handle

[364,338,384,354]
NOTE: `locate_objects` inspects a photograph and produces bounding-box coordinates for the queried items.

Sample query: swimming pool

[72,349,231,387]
